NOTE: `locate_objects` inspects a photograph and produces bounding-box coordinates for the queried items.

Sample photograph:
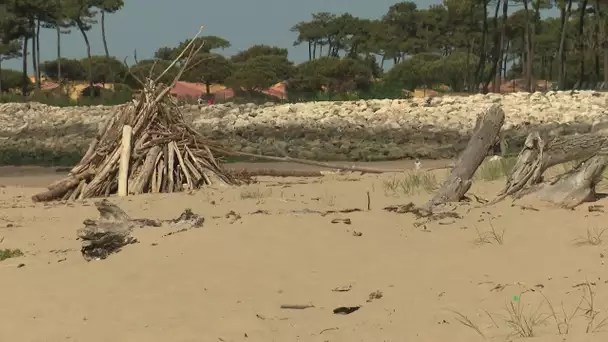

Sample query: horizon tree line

[0,0,606,100]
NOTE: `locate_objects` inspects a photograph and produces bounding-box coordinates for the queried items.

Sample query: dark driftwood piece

[427,104,505,207]
[491,131,608,204]
[77,199,205,260]
[77,200,140,261]
[535,149,608,209]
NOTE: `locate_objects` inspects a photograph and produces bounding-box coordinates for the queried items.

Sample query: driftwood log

[78,199,204,260]
[491,131,608,205]
[427,104,505,207]
[535,148,608,209]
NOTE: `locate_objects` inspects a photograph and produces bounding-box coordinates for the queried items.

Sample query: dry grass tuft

[240,188,272,200]
[504,295,548,338]
[475,157,517,181]
[581,281,608,333]
[542,292,582,335]
[449,310,485,338]
[382,171,438,195]
[474,220,505,245]
[572,227,606,246]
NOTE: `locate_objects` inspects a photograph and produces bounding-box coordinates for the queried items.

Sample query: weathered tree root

[77,199,205,261]
[491,131,608,206]
[535,149,608,209]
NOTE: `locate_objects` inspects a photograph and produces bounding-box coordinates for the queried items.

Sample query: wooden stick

[172,142,192,188]
[227,151,409,174]
[130,146,162,194]
[118,125,133,197]
[167,143,175,192]
[69,180,86,201]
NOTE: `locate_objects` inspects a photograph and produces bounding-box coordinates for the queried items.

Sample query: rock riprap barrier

[1,91,607,165]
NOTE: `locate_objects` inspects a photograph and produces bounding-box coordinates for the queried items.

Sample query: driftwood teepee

[32,27,245,202]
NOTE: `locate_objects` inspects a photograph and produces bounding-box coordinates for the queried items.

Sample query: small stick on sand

[280,304,315,310]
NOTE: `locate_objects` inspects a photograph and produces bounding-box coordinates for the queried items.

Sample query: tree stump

[492,131,608,204]
[427,104,505,207]
[536,149,608,209]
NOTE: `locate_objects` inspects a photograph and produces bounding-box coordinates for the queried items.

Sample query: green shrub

[0,69,32,93]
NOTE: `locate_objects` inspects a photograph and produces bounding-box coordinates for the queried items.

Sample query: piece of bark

[536,150,608,209]
[492,131,608,204]
[427,104,505,207]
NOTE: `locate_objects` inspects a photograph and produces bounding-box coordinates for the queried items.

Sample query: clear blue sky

[4,0,445,70]
[4,0,559,71]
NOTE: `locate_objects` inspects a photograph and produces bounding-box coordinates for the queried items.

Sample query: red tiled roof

[170,81,205,99]
[170,81,288,100]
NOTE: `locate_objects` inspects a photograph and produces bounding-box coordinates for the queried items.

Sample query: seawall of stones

[0,92,606,164]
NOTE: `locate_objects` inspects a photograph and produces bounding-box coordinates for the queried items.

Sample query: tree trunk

[21,37,28,96]
[602,0,608,87]
[427,104,505,207]
[101,11,110,57]
[56,25,62,82]
[492,131,608,204]
[308,41,312,60]
[558,0,574,89]
[31,21,39,89]
[77,20,93,85]
[578,0,589,87]
[536,149,608,209]
[0,60,3,92]
[494,0,509,93]
[474,0,489,92]
[595,0,601,84]
[522,0,533,92]
[36,20,41,88]
[483,0,502,93]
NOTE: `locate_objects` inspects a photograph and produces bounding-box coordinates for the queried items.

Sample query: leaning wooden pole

[118,125,133,197]
[426,104,505,208]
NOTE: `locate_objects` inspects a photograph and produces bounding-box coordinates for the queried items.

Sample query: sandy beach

[1,163,608,341]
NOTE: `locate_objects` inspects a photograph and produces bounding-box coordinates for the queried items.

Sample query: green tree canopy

[40,58,86,81]
[288,57,373,94]
[231,44,289,63]
[226,54,294,91]
[126,59,178,89]
[82,55,128,84]
[181,53,233,94]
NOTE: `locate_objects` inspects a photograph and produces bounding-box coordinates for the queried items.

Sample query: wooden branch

[428,104,505,207]
[491,131,608,204]
[228,168,326,178]
[118,125,133,197]
[227,151,408,174]
[535,149,608,209]
[32,169,95,202]
[129,146,162,194]
[154,25,205,84]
